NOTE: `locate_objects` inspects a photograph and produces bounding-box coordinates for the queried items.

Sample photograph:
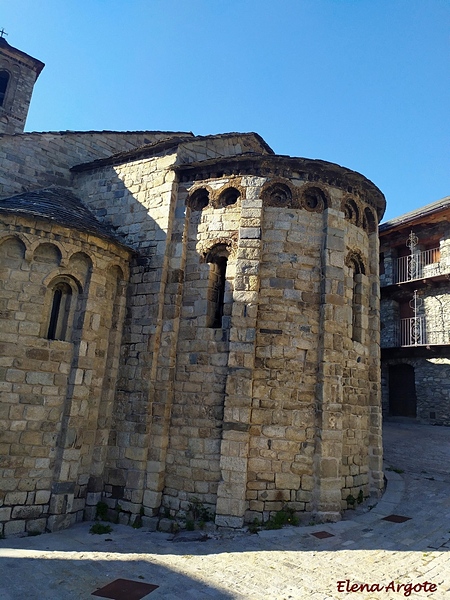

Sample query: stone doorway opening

[388,363,417,417]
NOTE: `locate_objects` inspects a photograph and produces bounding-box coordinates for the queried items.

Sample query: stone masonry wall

[155,174,383,526]
[247,203,322,518]
[341,223,381,508]
[162,180,241,517]
[0,214,130,536]
[72,135,262,524]
[0,131,187,198]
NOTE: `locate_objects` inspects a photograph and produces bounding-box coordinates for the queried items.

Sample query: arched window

[204,244,230,328]
[362,207,377,233]
[345,252,366,343]
[187,188,210,211]
[47,281,73,341]
[343,198,360,226]
[0,71,10,107]
[45,277,81,341]
[263,182,292,207]
[218,186,240,207]
[301,186,328,212]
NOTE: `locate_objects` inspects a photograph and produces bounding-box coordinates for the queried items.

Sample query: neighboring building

[379,197,450,424]
[0,38,386,536]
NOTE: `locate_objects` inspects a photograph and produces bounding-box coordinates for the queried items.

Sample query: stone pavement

[1,421,449,600]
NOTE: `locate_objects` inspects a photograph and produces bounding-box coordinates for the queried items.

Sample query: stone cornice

[174,154,386,219]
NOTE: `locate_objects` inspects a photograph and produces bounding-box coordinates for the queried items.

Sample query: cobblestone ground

[1,421,449,600]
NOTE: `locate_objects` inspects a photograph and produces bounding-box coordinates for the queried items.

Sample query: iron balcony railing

[395,248,440,283]
[391,317,450,346]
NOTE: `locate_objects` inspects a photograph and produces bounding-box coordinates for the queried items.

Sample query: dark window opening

[205,243,230,328]
[265,183,292,207]
[343,199,360,226]
[219,187,240,207]
[0,71,9,107]
[211,257,227,328]
[352,274,363,343]
[47,282,72,341]
[363,207,377,233]
[346,253,365,343]
[187,188,209,211]
[302,187,327,211]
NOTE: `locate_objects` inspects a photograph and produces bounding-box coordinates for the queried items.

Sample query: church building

[0,38,385,535]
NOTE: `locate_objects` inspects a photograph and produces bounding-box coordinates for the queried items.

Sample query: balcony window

[395,246,441,283]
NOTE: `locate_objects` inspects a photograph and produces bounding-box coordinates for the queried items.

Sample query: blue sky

[2,0,449,221]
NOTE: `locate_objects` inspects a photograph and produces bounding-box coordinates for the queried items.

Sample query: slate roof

[379,195,450,233]
[71,132,274,173]
[0,187,123,244]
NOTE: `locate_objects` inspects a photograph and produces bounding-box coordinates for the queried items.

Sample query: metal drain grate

[92,579,159,600]
[311,531,335,539]
[382,514,412,523]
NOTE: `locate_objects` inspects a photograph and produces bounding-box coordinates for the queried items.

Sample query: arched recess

[204,243,231,328]
[44,275,82,342]
[33,242,62,264]
[32,243,62,274]
[345,251,366,343]
[342,197,361,226]
[362,207,377,234]
[262,180,293,208]
[0,237,27,300]
[186,187,211,211]
[301,186,328,212]
[0,235,26,265]
[218,186,241,208]
[68,252,93,287]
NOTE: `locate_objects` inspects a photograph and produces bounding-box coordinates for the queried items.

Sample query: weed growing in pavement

[265,507,299,530]
[386,466,404,474]
[248,518,261,534]
[132,515,143,529]
[90,523,112,535]
[187,497,215,523]
[346,494,356,508]
[185,519,195,531]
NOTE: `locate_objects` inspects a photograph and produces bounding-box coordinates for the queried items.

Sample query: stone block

[0,507,12,521]
[5,491,27,505]
[275,472,301,490]
[26,518,47,534]
[12,505,43,520]
[4,519,26,536]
